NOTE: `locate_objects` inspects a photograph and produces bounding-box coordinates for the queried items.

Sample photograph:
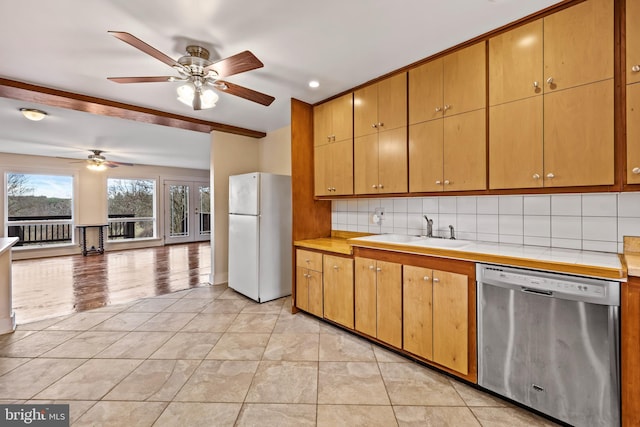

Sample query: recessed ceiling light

[308,80,320,88]
[19,108,48,121]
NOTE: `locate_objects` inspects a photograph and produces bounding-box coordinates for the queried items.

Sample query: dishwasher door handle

[521,287,553,297]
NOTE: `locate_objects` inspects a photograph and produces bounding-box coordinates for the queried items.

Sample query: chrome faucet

[423,215,433,238]
[449,225,456,240]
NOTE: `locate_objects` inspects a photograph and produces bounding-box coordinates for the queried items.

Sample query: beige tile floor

[0,284,560,426]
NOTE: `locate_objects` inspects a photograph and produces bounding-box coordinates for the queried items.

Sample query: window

[5,172,74,247]
[107,178,156,241]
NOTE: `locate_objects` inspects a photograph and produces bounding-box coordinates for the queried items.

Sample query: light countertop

[0,238,19,256]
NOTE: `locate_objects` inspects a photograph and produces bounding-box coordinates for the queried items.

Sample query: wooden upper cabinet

[489,97,544,189]
[627,83,640,184]
[489,19,543,106]
[377,127,408,194]
[409,120,444,192]
[314,93,353,146]
[543,0,613,92]
[409,59,444,125]
[443,42,486,116]
[314,140,354,196]
[544,79,614,187]
[410,42,485,124]
[354,73,407,138]
[629,0,640,85]
[443,110,487,192]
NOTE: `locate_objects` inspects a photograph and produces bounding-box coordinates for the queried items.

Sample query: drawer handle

[423,276,430,281]
[376,267,382,272]
[433,277,439,283]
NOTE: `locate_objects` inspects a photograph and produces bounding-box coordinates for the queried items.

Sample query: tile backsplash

[332,192,640,253]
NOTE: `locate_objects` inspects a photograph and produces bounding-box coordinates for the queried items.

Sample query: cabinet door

[323,255,354,329]
[622,278,640,425]
[332,93,354,142]
[355,257,377,337]
[376,260,402,348]
[409,120,444,192]
[314,144,331,196]
[543,0,613,91]
[332,139,354,195]
[378,127,408,194]
[443,109,487,191]
[489,20,543,106]
[409,58,443,125]
[443,42,486,115]
[629,0,640,85]
[544,79,614,187]
[378,73,408,132]
[354,134,379,194]
[296,267,309,312]
[354,84,379,138]
[307,270,323,318]
[489,97,543,189]
[628,83,640,184]
[432,270,468,375]
[313,102,332,146]
[403,265,433,360]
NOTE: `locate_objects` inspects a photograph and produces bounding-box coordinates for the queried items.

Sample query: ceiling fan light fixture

[19,108,48,121]
[176,83,218,109]
[87,162,107,172]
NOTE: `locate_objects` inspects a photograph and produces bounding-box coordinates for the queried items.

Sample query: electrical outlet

[371,207,385,224]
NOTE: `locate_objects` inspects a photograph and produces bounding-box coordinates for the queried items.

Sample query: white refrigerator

[228,172,292,303]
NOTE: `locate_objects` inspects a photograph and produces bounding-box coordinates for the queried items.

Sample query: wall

[259,125,291,175]
[0,152,209,260]
[332,192,640,254]
[209,125,292,284]
[210,131,260,284]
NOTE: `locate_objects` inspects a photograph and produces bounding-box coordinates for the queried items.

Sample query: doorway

[164,180,211,244]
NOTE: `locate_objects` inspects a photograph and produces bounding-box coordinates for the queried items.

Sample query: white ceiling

[0,0,563,169]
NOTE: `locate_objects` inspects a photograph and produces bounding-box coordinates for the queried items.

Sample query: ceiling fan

[107,31,275,110]
[82,150,133,170]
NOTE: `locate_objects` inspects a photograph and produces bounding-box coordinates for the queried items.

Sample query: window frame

[4,169,78,249]
[106,176,158,242]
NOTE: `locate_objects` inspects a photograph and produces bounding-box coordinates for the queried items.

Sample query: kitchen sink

[351,234,471,249]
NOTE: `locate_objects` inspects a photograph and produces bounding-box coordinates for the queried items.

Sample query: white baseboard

[213,272,228,285]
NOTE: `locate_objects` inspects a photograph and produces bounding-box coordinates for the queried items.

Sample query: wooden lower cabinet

[403,265,434,360]
[402,265,468,375]
[622,276,640,425]
[295,249,324,317]
[323,254,354,329]
[354,257,402,348]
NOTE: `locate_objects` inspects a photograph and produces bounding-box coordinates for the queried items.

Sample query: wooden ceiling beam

[0,77,266,139]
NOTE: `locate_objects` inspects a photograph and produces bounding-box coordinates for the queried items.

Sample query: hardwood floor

[12,242,211,324]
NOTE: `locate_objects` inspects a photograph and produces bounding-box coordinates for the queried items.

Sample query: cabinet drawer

[296,249,323,271]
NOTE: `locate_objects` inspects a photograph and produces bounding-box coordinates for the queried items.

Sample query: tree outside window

[107,178,156,240]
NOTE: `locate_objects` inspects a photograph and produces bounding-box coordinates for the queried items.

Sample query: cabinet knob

[435,106,442,112]
[372,184,378,189]
[369,265,375,270]
[532,173,541,180]
[331,135,336,141]
[378,122,384,127]
[533,81,539,88]
[632,65,640,73]
[633,167,640,175]
[378,184,384,189]
[327,136,331,142]
[372,123,378,128]
[443,104,451,111]
[433,277,440,283]
[376,267,382,272]
[333,265,339,270]
[546,172,555,179]
[444,180,450,185]
[305,259,310,263]
[423,276,430,281]
[435,180,442,185]
[546,77,554,85]
[332,187,337,191]
[327,187,332,192]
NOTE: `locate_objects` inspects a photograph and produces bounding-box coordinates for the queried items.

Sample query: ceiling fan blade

[216,81,275,106]
[109,31,183,69]
[107,76,178,84]
[105,161,134,167]
[205,50,264,78]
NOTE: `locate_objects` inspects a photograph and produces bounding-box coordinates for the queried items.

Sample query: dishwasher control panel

[478,265,620,306]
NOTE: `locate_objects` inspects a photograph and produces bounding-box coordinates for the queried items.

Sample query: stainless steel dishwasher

[477,263,620,427]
